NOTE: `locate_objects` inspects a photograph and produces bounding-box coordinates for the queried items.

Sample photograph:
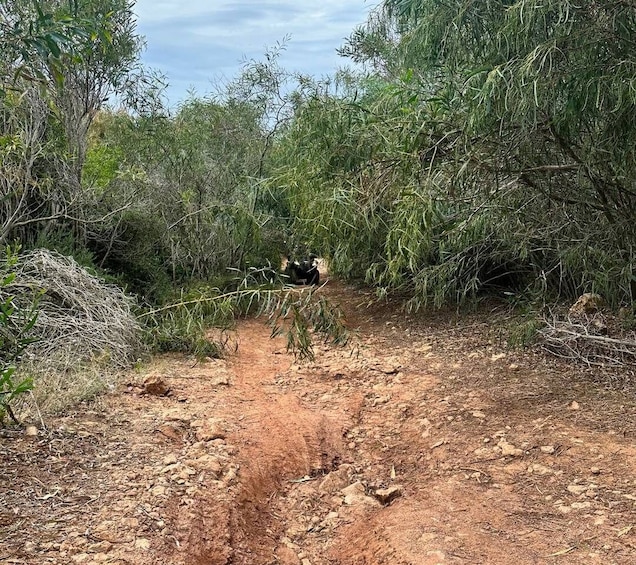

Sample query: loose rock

[497,439,523,457]
[373,485,404,505]
[319,465,352,494]
[569,293,605,317]
[567,484,587,495]
[341,482,381,507]
[142,375,170,396]
[193,419,226,441]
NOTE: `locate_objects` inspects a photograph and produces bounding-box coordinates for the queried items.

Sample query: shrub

[0,249,39,426]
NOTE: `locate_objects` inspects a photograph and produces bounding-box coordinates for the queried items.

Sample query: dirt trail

[2,280,636,564]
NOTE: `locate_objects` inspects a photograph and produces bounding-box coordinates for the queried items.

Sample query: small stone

[223,466,238,485]
[569,293,605,317]
[540,445,555,454]
[508,363,520,371]
[163,453,178,465]
[134,538,150,550]
[25,425,38,437]
[527,464,553,475]
[24,541,37,552]
[121,517,139,530]
[590,467,601,475]
[372,395,391,406]
[341,482,380,507]
[195,419,226,441]
[89,541,112,553]
[211,375,230,386]
[569,401,580,410]
[193,455,223,476]
[156,424,182,442]
[160,462,180,474]
[471,411,486,419]
[567,484,587,495]
[318,466,351,494]
[497,439,523,457]
[341,482,365,498]
[150,485,167,497]
[373,485,403,505]
[142,375,170,396]
[177,466,197,480]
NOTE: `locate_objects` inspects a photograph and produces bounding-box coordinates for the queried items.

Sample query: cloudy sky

[133,1,377,106]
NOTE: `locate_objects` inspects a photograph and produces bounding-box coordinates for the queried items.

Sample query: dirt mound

[2,280,636,564]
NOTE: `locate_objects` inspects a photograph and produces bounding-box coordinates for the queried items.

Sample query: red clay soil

[2,279,636,564]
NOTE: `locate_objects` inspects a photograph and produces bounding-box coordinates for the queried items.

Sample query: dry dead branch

[539,315,636,368]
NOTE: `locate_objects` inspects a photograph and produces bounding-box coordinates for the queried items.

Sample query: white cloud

[133,0,378,105]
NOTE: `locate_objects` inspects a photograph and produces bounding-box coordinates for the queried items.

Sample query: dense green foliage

[4,1,636,310]
[85,95,278,298]
[269,0,636,309]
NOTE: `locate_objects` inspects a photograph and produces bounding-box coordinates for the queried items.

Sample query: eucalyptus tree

[0,0,139,174]
[152,96,267,279]
[81,92,272,295]
[49,0,141,186]
[0,0,97,420]
[384,0,636,214]
[0,0,143,250]
[0,0,90,245]
[0,0,86,91]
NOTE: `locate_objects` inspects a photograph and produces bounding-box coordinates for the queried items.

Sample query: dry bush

[6,249,142,415]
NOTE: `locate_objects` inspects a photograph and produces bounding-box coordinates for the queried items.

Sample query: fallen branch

[538,316,636,367]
